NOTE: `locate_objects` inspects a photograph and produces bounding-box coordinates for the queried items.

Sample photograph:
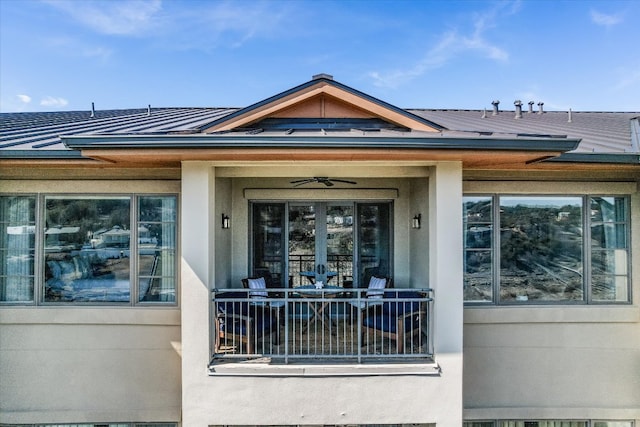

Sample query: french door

[251,201,391,288]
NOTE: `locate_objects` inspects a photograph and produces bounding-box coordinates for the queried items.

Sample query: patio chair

[361,290,425,353]
[214,291,281,355]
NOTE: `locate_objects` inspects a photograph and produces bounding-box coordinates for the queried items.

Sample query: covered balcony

[211,286,433,364]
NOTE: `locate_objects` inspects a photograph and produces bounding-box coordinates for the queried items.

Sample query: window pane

[1,196,36,302]
[590,197,629,302]
[252,203,286,287]
[358,203,391,286]
[464,197,493,302]
[465,250,492,302]
[138,196,177,302]
[44,196,131,303]
[499,197,583,303]
[288,204,316,287]
[327,204,354,288]
[593,422,634,427]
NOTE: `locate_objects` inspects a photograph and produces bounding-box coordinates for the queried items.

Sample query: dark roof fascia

[62,134,580,152]
[0,149,84,160]
[199,77,447,132]
[545,152,640,165]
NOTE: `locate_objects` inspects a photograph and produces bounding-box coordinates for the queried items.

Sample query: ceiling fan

[290,177,357,187]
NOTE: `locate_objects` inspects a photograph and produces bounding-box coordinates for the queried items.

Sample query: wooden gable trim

[202,80,440,133]
[270,94,376,120]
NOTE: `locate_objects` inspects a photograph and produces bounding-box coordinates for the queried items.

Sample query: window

[463,195,631,304]
[0,196,36,302]
[250,201,391,288]
[0,194,177,305]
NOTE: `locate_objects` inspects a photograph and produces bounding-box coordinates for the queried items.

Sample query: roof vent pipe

[90,102,95,118]
[537,102,544,114]
[491,100,500,115]
[481,108,487,118]
[147,104,151,116]
[312,73,334,80]
[514,100,522,119]
[528,101,535,113]
[568,108,572,123]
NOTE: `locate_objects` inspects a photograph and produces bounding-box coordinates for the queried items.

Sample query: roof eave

[61,134,580,152]
[0,149,84,160]
[545,152,640,165]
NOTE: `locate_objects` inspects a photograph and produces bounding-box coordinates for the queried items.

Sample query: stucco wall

[0,177,183,425]
[182,163,464,426]
[0,309,182,424]
[462,180,640,421]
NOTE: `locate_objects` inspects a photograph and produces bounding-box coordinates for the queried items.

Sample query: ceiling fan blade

[290,177,356,187]
[330,179,357,185]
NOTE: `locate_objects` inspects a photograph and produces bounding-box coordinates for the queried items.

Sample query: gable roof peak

[312,73,334,81]
[201,75,444,133]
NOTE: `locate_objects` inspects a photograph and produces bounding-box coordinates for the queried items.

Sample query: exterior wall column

[181,162,215,426]
[428,161,463,423]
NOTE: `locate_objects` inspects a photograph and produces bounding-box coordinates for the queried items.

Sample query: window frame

[463,194,632,306]
[0,192,179,307]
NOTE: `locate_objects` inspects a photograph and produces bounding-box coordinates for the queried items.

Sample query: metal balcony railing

[212,287,434,363]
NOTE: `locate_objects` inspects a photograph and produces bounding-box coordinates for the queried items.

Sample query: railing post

[284,289,289,364]
[357,289,363,363]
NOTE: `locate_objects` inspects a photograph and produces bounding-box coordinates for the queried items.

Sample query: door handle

[317,264,326,274]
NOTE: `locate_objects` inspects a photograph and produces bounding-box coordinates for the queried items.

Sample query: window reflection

[499,197,583,302]
[138,196,177,302]
[463,197,493,302]
[44,196,131,303]
[0,196,36,302]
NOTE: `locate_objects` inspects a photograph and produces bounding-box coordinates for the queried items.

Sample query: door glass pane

[288,204,315,287]
[358,203,391,287]
[327,204,353,287]
[252,203,285,287]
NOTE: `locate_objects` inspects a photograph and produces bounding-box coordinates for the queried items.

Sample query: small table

[299,271,338,284]
[294,284,342,333]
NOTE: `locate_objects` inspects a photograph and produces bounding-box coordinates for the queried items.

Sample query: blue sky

[1,0,639,113]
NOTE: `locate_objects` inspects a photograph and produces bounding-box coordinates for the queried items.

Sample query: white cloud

[166,1,292,51]
[40,96,69,108]
[43,0,163,36]
[590,9,623,27]
[43,36,113,63]
[17,94,32,104]
[368,3,513,88]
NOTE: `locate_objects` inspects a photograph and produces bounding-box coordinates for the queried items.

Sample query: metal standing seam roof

[409,109,640,154]
[0,107,235,151]
[0,106,638,159]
